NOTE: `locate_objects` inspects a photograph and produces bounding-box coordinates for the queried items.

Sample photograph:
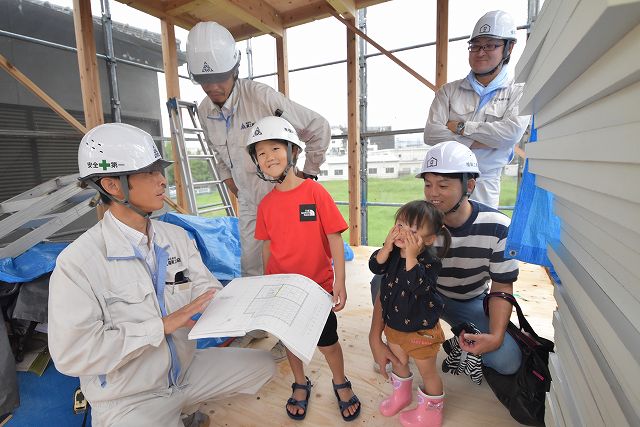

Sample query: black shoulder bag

[482,292,555,426]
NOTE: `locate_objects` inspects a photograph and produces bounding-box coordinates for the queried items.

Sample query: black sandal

[286,376,312,420]
[332,377,361,422]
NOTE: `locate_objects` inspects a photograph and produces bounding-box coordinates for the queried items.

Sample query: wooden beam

[330,9,437,92]
[0,54,86,134]
[275,31,289,96]
[435,0,448,88]
[346,17,361,246]
[281,2,335,28]
[326,0,356,18]
[116,0,196,29]
[229,23,264,41]
[164,0,203,16]
[72,0,104,130]
[161,20,189,212]
[212,0,283,37]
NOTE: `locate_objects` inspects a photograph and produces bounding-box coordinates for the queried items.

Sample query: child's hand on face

[382,224,400,252]
[404,230,423,259]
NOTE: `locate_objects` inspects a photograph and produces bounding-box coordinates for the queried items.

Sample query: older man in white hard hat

[424,10,531,208]
[48,123,275,427]
[186,22,331,278]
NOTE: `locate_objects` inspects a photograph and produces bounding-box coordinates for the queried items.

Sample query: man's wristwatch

[456,121,466,135]
[301,172,318,180]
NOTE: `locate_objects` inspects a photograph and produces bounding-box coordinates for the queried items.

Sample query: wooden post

[160,20,189,213]
[346,17,361,246]
[275,30,289,96]
[436,0,449,89]
[72,0,104,130]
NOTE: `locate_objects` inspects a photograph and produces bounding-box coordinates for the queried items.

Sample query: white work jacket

[198,78,331,208]
[48,213,221,403]
[424,76,530,178]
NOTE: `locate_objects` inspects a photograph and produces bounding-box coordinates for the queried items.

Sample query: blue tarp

[505,118,561,281]
[344,241,354,261]
[157,213,241,281]
[0,242,69,283]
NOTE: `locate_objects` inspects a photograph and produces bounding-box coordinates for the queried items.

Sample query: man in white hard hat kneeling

[48,123,275,427]
[424,10,530,208]
[186,22,331,278]
[370,142,521,401]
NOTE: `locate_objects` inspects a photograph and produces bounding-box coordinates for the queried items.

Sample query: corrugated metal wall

[0,103,161,202]
[515,0,640,425]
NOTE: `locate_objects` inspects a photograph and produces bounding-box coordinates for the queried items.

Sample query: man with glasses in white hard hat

[186,21,331,278]
[424,10,530,208]
[370,142,521,395]
[48,123,275,427]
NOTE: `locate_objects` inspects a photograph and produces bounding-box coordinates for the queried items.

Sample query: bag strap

[483,292,541,342]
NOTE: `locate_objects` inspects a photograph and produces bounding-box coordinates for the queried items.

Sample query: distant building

[317,145,430,181]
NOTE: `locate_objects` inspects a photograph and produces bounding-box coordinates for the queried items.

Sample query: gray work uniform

[198,79,330,276]
[424,76,530,208]
[48,212,275,426]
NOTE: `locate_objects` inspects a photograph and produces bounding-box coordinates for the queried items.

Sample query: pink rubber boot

[399,388,444,427]
[379,372,413,416]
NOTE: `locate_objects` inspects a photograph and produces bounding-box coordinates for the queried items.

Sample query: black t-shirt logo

[299,204,317,222]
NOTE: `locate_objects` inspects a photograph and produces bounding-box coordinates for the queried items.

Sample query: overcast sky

[47,0,533,136]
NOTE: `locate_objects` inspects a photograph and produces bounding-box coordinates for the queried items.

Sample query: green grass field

[194,175,518,247]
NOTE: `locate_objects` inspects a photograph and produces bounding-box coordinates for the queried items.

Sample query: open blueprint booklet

[188,274,333,365]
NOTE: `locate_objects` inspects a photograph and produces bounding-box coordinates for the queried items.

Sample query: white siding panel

[515,0,563,83]
[531,121,640,162]
[534,24,640,128]
[555,199,640,301]
[530,159,640,203]
[548,352,582,427]
[535,175,640,235]
[550,246,640,423]
[552,312,605,426]
[545,383,566,427]
[552,305,629,426]
[520,1,640,115]
[555,198,638,260]
[534,82,640,141]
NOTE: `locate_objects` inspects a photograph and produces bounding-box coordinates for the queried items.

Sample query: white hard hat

[78,123,171,181]
[416,141,480,178]
[187,22,241,84]
[247,116,305,152]
[470,10,517,42]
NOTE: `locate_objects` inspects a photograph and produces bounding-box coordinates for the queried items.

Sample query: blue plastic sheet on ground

[344,241,354,261]
[158,213,241,281]
[0,242,69,283]
[505,117,561,282]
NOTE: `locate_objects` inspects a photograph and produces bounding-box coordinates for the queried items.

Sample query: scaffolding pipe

[358,8,368,245]
[251,25,529,80]
[0,29,191,79]
[100,0,122,122]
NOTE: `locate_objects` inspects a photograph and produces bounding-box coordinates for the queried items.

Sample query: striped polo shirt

[436,200,519,300]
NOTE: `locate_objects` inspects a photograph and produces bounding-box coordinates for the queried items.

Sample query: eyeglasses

[468,43,505,53]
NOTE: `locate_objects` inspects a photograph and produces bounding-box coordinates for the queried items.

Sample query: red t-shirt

[255,179,348,292]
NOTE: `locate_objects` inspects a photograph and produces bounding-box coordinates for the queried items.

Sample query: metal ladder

[166,98,235,217]
[0,174,98,258]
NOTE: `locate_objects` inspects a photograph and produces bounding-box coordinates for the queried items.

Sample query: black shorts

[317,310,339,347]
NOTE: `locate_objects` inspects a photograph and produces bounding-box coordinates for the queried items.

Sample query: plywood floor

[202,246,556,427]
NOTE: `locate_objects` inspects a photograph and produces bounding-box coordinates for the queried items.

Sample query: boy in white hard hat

[186,22,331,278]
[48,123,275,427]
[248,116,361,422]
[424,10,531,208]
[370,142,521,390]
